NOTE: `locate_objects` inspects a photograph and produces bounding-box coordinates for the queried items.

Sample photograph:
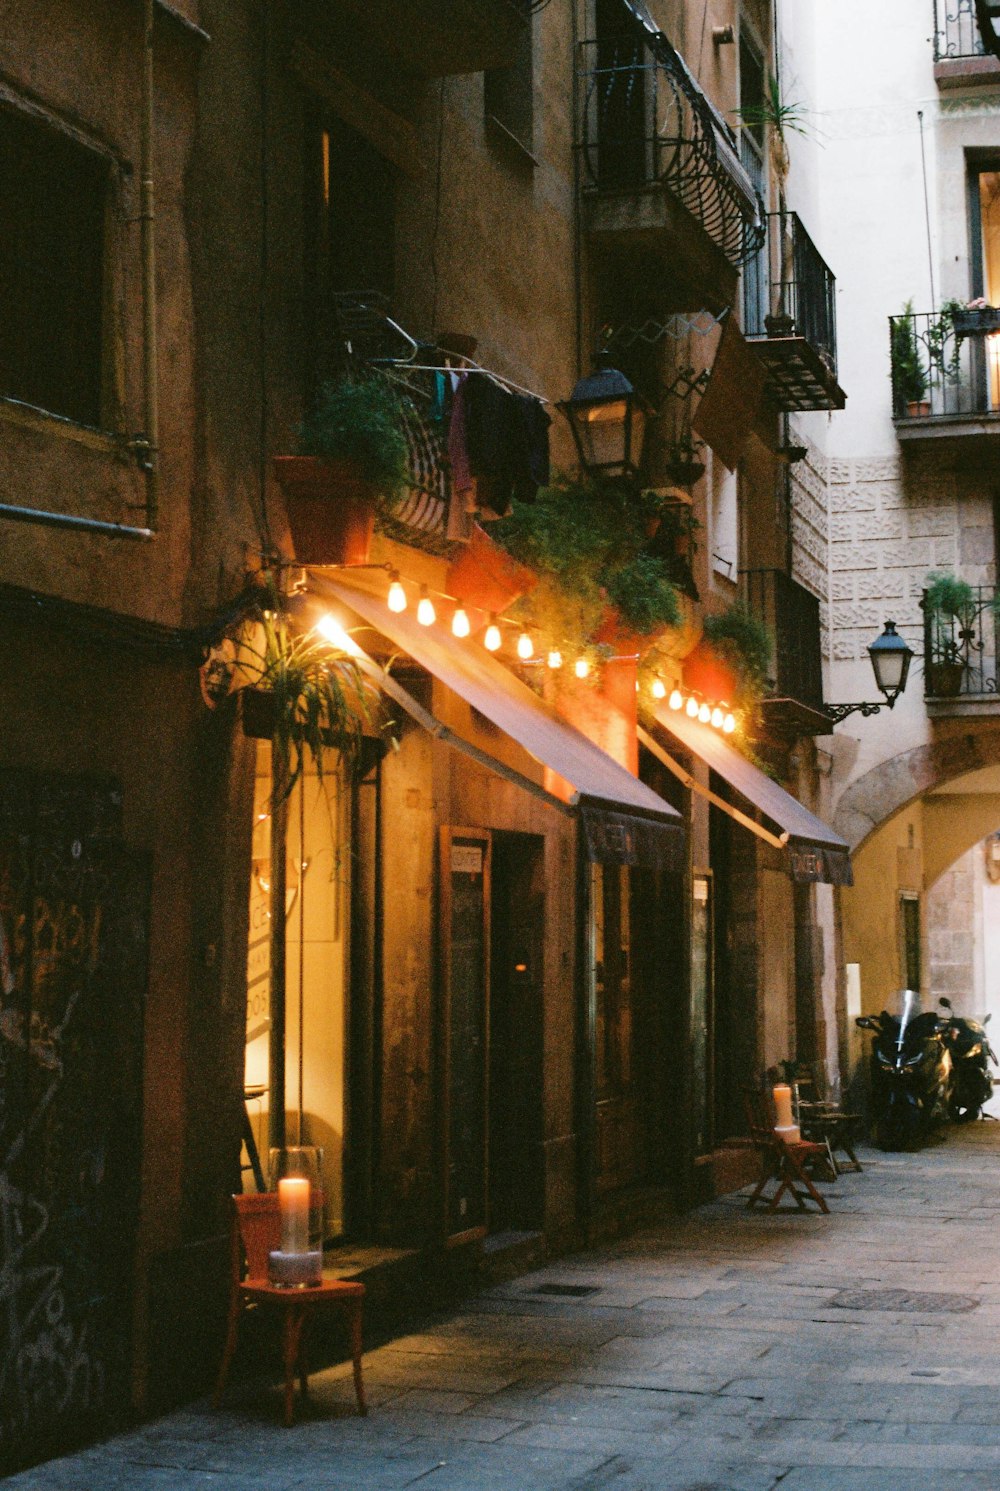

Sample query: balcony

[577,21,764,306]
[889,307,1000,447]
[331,0,530,77]
[923,583,1000,713]
[743,213,846,412]
[743,568,830,735]
[933,0,1000,85]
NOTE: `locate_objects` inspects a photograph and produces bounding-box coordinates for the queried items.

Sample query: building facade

[0,0,854,1473]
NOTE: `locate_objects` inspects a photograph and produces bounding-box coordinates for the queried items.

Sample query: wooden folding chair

[214,1192,367,1426]
[792,1067,863,1175]
[742,1087,830,1215]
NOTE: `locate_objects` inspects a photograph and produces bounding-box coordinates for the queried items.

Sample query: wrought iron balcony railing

[889,308,1000,424]
[577,21,764,269]
[743,211,844,411]
[743,568,825,718]
[934,0,988,59]
[923,584,1000,698]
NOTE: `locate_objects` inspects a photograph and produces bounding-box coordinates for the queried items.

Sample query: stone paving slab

[14,1126,1000,1490]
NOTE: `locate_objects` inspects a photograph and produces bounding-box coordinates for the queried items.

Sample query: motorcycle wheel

[948,1097,981,1123]
[876,1102,921,1151]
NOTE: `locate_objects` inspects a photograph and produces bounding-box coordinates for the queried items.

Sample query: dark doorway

[488,832,544,1234]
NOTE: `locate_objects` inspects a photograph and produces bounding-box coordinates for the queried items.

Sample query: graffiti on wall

[0,775,148,1474]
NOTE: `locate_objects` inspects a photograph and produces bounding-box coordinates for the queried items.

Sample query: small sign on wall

[450,843,483,876]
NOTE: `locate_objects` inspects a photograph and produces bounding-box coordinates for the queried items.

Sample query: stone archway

[834,726,1000,850]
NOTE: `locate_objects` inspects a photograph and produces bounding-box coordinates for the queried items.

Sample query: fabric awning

[314,574,685,871]
[648,706,852,886]
[692,311,767,471]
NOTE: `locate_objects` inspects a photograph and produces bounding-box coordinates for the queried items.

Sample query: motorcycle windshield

[896,988,919,1050]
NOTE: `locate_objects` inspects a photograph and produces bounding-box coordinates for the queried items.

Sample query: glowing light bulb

[651,678,667,700]
[315,613,363,657]
[669,689,683,711]
[387,572,407,613]
[686,695,699,718]
[417,586,436,627]
[452,606,471,639]
[723,712,736,734]
[547,649,563,670]
[575,657,591,679]
[711,706,724,729]
[484,615,502,652]
[698,702,711,723]
[517,631,534,661]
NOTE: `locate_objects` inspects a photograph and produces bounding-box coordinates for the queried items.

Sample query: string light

[686,696,700,718]
[417,585,436,627]
[387,571,407,613]
[484,614,502,652]
[517,631,534,661]
[723,712,736,734]
[711,706,724,729]
[669,688,683,711]
[651,677,667,700]
[575,658,591,679]
[698,702,711,723]
[547,649,563,669]
[452,606,471,639]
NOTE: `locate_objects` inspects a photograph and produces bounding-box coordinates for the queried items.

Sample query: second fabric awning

[648,704,852,886]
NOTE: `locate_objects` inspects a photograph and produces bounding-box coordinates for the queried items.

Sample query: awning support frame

[638,724,788,852]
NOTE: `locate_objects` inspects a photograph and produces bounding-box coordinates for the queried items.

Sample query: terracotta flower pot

[593,605,656,658]
[446,522,537,615]
[905,400,931,419]
[272,456,377,566]
[926,660,965,698]
[682,641,739,706]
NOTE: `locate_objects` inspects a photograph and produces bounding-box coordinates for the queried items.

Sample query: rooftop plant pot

[272,456,377,567]
[905,400,931,418]
[446,522,538,615]
[951,307,1000,336]
[663,459,705,488]
[926,659,965,698]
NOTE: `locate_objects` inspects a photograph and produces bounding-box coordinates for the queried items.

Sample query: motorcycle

[938,997,997,1122]
[856,989,953,1150]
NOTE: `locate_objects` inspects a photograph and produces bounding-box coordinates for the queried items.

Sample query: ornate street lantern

[558,367,648,480]
[975,0,1000,58]
[826,619,914,723]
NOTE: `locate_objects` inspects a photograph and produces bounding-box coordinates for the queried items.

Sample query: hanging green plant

[238,599,382,801]
[296,375,409,498]
[491,475,680,652]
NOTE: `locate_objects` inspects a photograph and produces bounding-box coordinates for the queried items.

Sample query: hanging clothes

[463,373,551,517]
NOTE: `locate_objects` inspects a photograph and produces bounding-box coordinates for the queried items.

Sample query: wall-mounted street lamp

[975,0,1000,59]
[558,367,649,480]
[825,619,914,724]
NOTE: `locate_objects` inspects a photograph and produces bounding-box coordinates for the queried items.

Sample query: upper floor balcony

[923,581,1000,715]
[933,0,1000,85]
[889,306,1000,446]
[743,568,831,735]
[743,212,846,412]
[577,21,764,308]
[333,0,531,77]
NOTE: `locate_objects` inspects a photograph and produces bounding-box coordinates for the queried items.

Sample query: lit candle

[772,1084,794,1131]
[278,1176,310,1256]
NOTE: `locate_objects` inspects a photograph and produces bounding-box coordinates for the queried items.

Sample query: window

[0,107,108,426]
[484,14,534,156]
[739,30,767,336]
[899,893,921,993]
[968,163,1000,409]
[305,114,396,385]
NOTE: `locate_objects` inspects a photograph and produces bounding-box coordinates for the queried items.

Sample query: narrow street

[12,1126,1000,1491]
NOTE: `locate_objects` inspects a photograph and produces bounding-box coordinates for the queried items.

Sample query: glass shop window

[0,107,108,427]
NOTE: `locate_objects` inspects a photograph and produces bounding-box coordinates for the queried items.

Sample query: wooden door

[439,828,491,1244]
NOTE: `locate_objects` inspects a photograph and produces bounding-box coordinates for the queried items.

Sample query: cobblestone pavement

[13,1125,1000,1491]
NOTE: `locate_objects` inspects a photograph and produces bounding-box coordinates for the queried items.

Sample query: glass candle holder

[268,1145,325,1287]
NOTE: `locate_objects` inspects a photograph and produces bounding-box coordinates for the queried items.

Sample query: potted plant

[237,601,381,796]
[662,431,706,488]
[950,297,1000,336]
[892,303,929,417]
[446,520,538,616]
[923,571,976,698]
[273,376,408,566]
